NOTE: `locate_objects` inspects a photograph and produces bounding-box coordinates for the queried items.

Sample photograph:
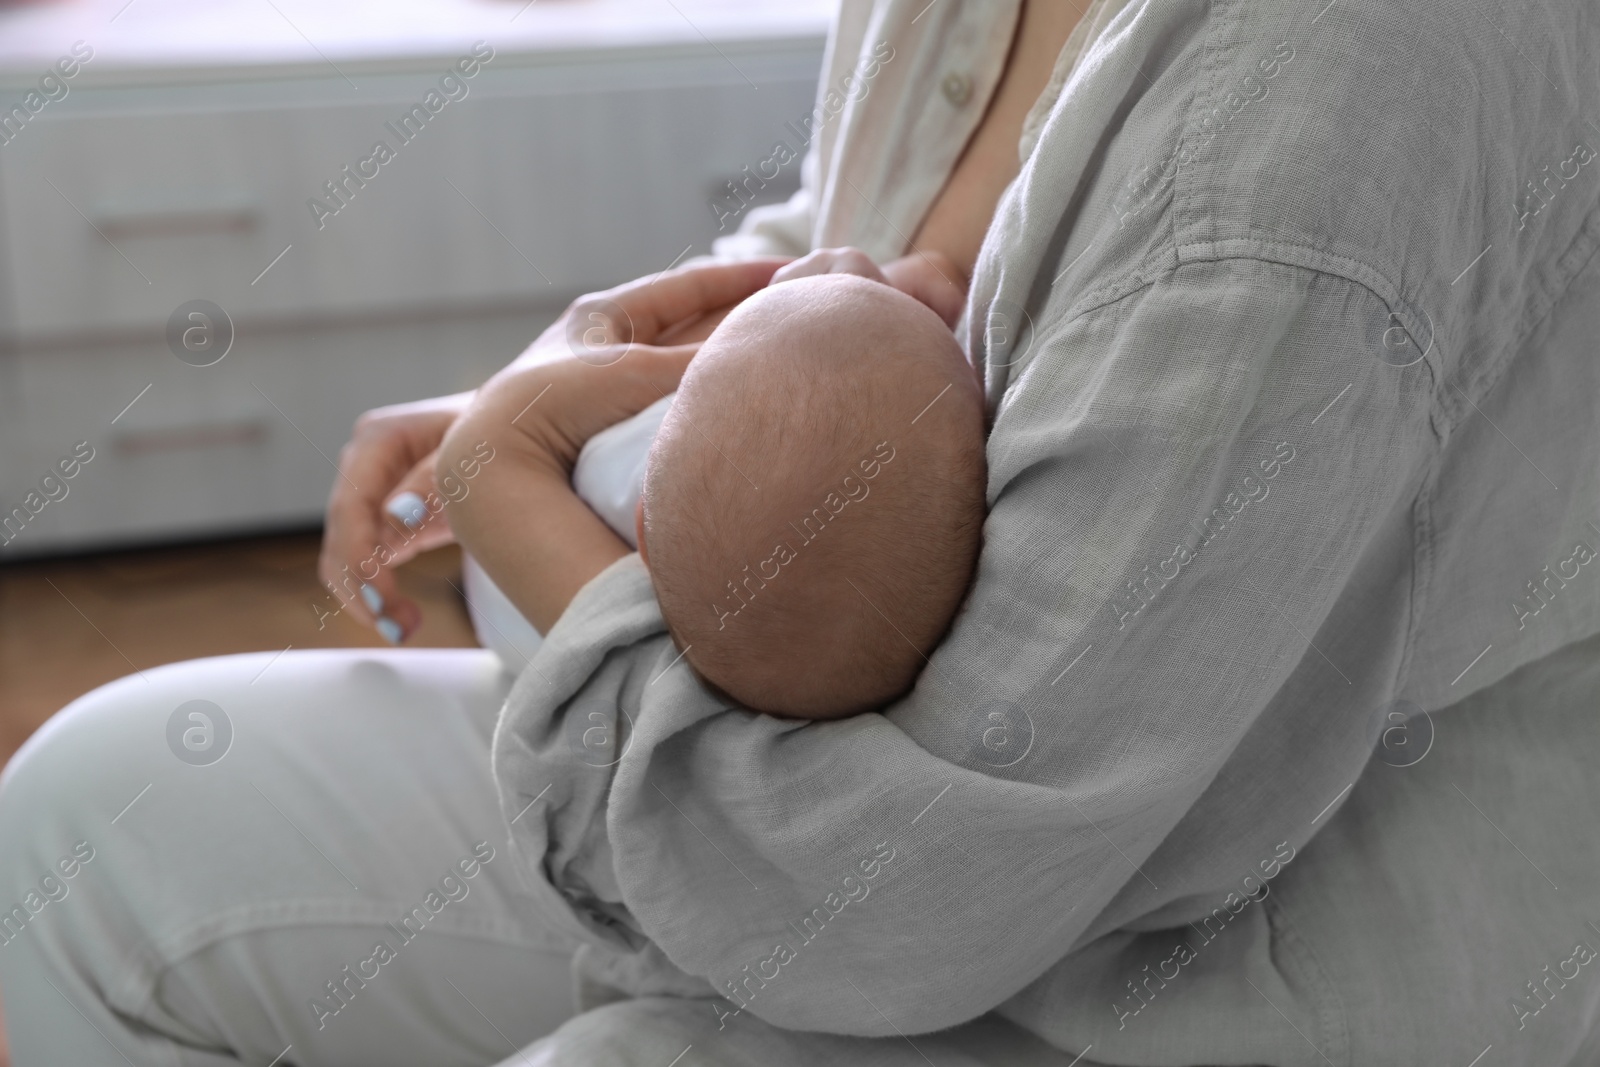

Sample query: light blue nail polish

[359,583,384,615]
[386,491,429,529]
[376,617,404,645]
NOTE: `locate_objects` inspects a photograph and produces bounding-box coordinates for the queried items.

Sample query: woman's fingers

[316,399,465,641]
[570,342,699,453]
[315,260,785,642]
[364,451,460,640]
[381,449,458,560]
[591,257,790,346]
[318,477,404,637]
[319,492,420,643]
[469,342,701,471]
[654,300,740,346]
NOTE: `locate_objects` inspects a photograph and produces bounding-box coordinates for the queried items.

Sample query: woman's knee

[0,665,187,962]
[0,664,193,885]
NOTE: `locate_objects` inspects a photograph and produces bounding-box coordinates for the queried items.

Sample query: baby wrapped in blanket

[454,250,986,718]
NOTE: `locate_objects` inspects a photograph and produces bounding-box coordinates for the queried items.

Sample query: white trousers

[0,650,576,1067]
[4,640,1600,1066]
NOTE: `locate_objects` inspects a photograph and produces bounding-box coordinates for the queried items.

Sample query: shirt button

[941,71,972,106]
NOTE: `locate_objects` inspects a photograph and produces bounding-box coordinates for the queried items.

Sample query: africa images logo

[166,700,233,766]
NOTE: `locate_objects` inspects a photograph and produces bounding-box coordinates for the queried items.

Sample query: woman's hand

[319,256,788,642]
[318,392,473,641]
[489,256,790,469]
[437,257,790,633]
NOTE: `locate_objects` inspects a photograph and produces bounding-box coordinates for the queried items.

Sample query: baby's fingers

[882,251,967,328]
[771,247,886,286]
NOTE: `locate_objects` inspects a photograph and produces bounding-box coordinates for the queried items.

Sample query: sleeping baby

[443,250,987,720]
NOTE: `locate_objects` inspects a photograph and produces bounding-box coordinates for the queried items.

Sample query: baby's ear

[635,499,649,565]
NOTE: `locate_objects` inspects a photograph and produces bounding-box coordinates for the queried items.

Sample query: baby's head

[639,273,986,719]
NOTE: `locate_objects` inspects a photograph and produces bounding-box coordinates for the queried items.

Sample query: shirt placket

[818,0,1019,259]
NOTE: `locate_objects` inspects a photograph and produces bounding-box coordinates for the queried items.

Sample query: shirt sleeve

[492,255,1437,1036]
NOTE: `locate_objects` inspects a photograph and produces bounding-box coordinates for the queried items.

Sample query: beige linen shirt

[495,0,1600,1061]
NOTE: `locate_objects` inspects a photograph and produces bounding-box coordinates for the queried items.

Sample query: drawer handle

[112,419,271,455]
[91,193,259,239]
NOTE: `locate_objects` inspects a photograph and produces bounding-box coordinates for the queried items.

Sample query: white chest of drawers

[0,0,827,556]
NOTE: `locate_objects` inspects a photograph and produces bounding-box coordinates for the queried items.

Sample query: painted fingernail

[359,583,384,615]
[376,617,404,645]
[386,491,429,529]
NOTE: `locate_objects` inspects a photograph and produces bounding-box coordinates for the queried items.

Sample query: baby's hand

[881,251,966,328]
[771,246,888,287]
[772,246,966,328]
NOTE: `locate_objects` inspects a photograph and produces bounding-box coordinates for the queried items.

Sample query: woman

[4,0,1600,1063]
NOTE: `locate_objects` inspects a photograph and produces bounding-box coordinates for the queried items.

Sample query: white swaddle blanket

[462,394,673,673]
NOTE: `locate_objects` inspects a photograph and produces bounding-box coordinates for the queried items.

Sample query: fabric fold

[494,253,1438,1039]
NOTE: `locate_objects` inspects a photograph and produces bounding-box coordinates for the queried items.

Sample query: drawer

[0,304,553,556]
[0,42,821,343]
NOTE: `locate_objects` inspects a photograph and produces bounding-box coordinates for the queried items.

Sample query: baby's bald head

[641,273,985,718]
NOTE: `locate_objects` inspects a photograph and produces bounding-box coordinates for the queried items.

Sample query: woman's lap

[5,634,1600,1066]
[0,648,575,1067]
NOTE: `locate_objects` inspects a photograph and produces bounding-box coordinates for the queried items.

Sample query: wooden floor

[0,530,480,770]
